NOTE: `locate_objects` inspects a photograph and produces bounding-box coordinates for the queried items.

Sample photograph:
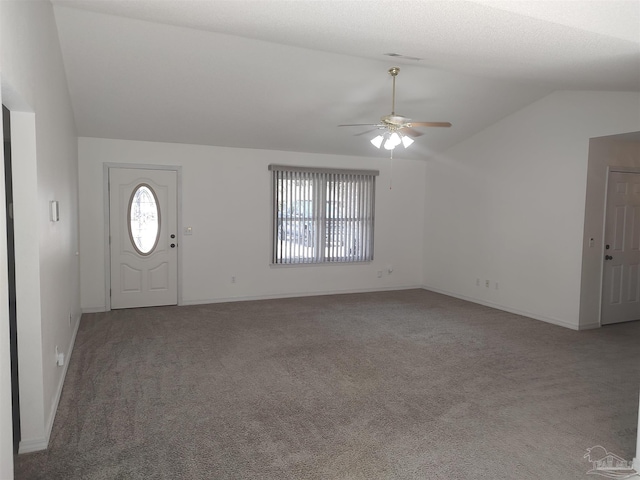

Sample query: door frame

[103,163,183,311]
[600,166,640,325]
[3,105,20,453]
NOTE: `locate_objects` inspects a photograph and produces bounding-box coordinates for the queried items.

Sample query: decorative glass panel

[128,184,160,255]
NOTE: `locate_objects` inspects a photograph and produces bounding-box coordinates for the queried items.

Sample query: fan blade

[400,127,424,138]
[409,121,452,128]
[354,128,383,137]
[338,123,382,127]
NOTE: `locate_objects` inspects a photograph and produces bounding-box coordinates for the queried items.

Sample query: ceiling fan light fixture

[370,134,384,149]
[383,132,402,150]
[373,131,412,151]
[383,138,397,150]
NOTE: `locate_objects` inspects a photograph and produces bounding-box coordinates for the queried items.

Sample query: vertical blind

[269,165,378,265]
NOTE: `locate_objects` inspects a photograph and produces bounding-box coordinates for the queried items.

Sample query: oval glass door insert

[128,184,160,255]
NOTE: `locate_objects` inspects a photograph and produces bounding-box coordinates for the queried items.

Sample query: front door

[109,167,178,309]
[602,171,640,325]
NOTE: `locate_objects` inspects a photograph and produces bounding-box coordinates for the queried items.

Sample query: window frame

[269,164,378,265]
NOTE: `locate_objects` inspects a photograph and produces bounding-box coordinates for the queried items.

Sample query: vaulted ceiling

[51,0,640,160]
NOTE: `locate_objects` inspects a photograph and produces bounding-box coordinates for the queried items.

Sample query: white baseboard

[84,286,583,332]
[82,286,423,312]
[81,306,107,313]
[577,321,601,330]
[421,285,582,330]
[180,285,423,307]
[19,315,81,454]
[18,437,49,454]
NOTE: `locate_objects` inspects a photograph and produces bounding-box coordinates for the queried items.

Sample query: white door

[602,171,640,325]
[109,168,178,309]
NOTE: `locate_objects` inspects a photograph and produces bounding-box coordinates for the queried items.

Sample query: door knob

[605,255,613,260]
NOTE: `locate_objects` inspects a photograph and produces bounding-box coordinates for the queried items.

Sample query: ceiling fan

[339,67,451,151]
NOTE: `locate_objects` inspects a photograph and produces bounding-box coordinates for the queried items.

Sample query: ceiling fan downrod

[389,67,400,116]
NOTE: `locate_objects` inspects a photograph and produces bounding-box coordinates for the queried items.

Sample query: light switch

[184,226,193,235]
[50,200,59,222]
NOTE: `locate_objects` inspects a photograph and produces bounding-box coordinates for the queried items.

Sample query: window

[270,165,378,264]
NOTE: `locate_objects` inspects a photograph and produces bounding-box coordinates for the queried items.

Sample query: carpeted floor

[14,289,640,479]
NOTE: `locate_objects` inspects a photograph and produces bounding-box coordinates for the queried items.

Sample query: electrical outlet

[495,282,499,290]
[377,271,383,278]
[231,276,236,284]
[476,278,480,286]
[55,346,64,367]
[485,279,490,288]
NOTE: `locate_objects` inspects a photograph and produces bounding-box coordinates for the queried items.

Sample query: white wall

[0,0,80,462]
[0,74,14,480]
[422,91,640,330]
[79,138,425,311]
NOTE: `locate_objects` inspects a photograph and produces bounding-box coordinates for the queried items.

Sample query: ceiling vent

[383,53,422,61]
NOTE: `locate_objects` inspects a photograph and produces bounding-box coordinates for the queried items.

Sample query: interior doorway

[3,105,20,453]
[601,170,640,325]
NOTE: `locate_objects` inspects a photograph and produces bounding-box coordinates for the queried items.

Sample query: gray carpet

[14,289,640,479]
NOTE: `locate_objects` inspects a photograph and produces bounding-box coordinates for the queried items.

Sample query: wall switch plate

[49,200,59,222]
[184,226,193,235]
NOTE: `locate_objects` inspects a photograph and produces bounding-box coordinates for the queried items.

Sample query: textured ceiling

[51,0,640,159]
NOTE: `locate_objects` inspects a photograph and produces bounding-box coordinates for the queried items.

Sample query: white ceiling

[51,0,640,159]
